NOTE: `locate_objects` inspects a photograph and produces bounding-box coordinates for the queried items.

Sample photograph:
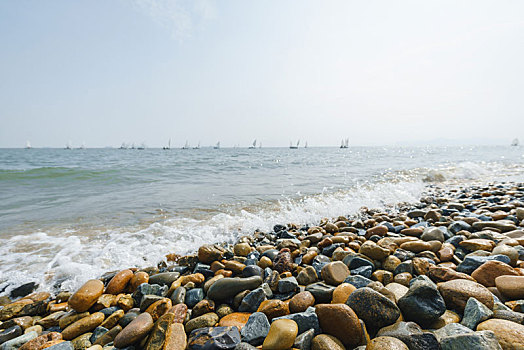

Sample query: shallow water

[0,145,523,293]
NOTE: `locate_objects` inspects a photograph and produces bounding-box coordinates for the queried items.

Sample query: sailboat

[214,141,220,149]
[193,142,201,149]
[119,142,128,149]
[137,143,146,150]
[340,138,349,149]
[78,142,86,149]
[511,138,519,147]
[163,139,171,150]
[182,141,190,150]
[290,140,300,149]
[65,141,72,150]
[305,141,308,148]
[25,141,32,149]
[248,139,257,149]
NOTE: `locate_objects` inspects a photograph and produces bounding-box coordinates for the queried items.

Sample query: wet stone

[45,341,74,350]
[433,323,473,342]
[376,322,439,350]
[132,284,168,306]
[277,277,298,293]
[273,306,320,335]
[140,295,164,312]
[113,312,154,348]
[185,288,204,308]
[346,287,400,332]
[148,272,180,286]
[188,326,241,350]
[397,278,446,327]
[238,287,267,313]
[344,275,372,289]
[456,254,511,274]
[0,331,38,350]
[0,326,23,345]
[89,326,108,344]
[305,282,334,303]
[207,276,263,301]
[240,312,270,346]
[170,287,186,305]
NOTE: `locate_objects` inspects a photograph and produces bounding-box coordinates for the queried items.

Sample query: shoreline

[0,182,523,349]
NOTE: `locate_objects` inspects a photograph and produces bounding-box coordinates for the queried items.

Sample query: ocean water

[0,145,523,294]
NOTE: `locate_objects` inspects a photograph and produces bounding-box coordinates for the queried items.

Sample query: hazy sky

[1,0,523,148]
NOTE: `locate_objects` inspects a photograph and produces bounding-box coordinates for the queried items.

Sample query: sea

[0,145,523,294]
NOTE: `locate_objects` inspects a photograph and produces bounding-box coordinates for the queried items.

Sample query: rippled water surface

[0,146,523,292]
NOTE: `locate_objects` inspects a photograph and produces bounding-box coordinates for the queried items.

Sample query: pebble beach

[1,182,524,350]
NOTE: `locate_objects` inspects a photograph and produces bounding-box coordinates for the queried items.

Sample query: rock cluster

[1,182,524,349]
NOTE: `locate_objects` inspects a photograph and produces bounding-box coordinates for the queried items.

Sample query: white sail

[214,141,220,149]
[511,138,519,146]
[25,141,31,149]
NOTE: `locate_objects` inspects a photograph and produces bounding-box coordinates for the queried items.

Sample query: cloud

[132,0,216,40]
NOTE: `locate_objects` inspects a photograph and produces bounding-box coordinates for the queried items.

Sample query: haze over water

[0,146,523,293]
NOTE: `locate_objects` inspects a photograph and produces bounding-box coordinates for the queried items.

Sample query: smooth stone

[113,312,154,348]
[296,266,318,286]
[185,312,219,333]
[170,287,186,305]
[93,325,121,346]
[119,309,140,328]
[311,334,345,350]
[321,262,350,286]
[207,276,263,301]
[100,309,124,329]
[0,326,22,345]
[70,333,92,349]
[218,312,250,329]
[234,343,257,350]
[477,319,524,349]
[242,265,264,279]
[305,282,335,303]
[359,241,390,261]
[385,283,408,302]
[495,275,524,300]
[376,322,439,350]
[491,244,519,266]
[262,319,298,350]
[240,312,270,346]
[164,322,186,350]
[289,291,315,313]
[273,307,320,335]
[471,260,518,287]
[89,326,108,344]
[346,287,400,331]
[344,275,373,289]
[397,278,446,327]
[277,277,298,293]
[144,312,173,350]
[438,279,494,312]
[256,300,288,321]
[43,341,74,350]
[234,243,252,257]
[457,254,511,274]
[188,326,241,350]
[0,331,38,350]
[315,303,362,347]
[148,272,180,286]
[192,299,215,318]
[62,312,105,340]
[198,244,225,263]
[294,329,314,350]
[105,270,134,294]
[366,336,409,350]
[461,297,493,329]
[331,283,356,304]
[140,295,164,312]
[421,227,445,243]
[493,308,524,324]
[440,330,502,350]
[184,288,204,309]
[68,280,105,313]
[18,332,62,350]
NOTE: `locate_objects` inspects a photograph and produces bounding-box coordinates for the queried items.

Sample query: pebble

[218,312,250,329]
[440,331,502,350]
[105,270,134,294]
[185,312,219,333]
[397,278,446,327]
[68,280,105,313]
[346,287,400,331]
[366,336,409,350]
[311,334,345,350]
[163,322,186,350]
[0,331,38,350]
[61,312,105,340]
[305,282,335,303]
[113,312,154,348]
[296,266,318,286]
[315,303,362,347]
[294,328,314,350]
[197,244,225,263]
[460,297,493,330]
[273,306,320,335]
[188,326,240,349]
[261,319,298,350]
[331,283,356,304]
[470,260,518,287]
[477,318,524,349]
[240,312,270,346]
[0,326,22,345]
[289,291,315,313]
[438,279,494,312]
[207,276,263,301]
[495,275,524,300]
[376,322,439,350]
[277,277,298,293]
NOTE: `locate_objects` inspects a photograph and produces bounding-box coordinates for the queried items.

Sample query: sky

[0,0,523,148]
